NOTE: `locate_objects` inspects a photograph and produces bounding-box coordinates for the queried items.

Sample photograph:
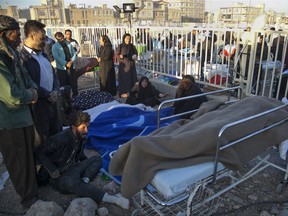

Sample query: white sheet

[151,162,225,199]
[85,100,120,121]
[85,101,155,122]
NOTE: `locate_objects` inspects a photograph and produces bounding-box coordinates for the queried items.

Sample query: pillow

[73,90,115,110]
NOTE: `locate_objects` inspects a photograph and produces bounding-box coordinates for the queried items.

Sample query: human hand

[50,169,60,179]
[132,54,137,60]
[159,93,168,98]
[30,88,38,104]
[48,91,58,103]
[119,54,124,59]
[66,60,73,68]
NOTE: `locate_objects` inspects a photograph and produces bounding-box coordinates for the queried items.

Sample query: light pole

[113,3,144,33]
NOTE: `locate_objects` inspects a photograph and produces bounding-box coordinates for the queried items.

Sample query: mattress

[151,162,225,199]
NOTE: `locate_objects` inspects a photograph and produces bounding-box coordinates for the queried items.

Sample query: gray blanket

[109,96,288,198]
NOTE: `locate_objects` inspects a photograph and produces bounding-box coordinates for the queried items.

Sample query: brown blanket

[109,96,288,198]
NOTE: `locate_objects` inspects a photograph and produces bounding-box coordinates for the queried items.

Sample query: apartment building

[65,4,115,26]
[0,6,19,20]
[218,3,265,27]
[29,0,66,26]
[168,0,205,23]
[134,0,181,26]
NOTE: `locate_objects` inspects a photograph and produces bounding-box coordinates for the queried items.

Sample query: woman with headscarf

[116,33,138,98]
[97,35,117,96]
[173,75,208,119]
[126,76,167,107]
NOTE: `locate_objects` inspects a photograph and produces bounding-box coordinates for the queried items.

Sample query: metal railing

[156,86,242,128]
[213,103,288,183]
[46,26,288,99]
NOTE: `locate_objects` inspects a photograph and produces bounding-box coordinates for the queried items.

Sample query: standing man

[65,29,80,55]
[43,34,56,63]
[20,20,62,140]
[52,32,78,97]
[0,15,39,208]
[36,111,130,209]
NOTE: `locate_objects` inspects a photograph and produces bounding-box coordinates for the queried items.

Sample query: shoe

[115,193,131,210]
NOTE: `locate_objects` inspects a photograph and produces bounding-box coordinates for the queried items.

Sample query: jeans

[52,155,105,203]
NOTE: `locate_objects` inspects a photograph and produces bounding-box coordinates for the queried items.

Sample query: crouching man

[36,110,130,209]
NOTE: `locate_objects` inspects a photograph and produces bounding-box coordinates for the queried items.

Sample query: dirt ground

[1,73,288,216]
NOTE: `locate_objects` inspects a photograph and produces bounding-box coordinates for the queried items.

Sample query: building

[134,0,181,26]
[218,3,265,27]
[66,4,115,26]
[0,6,19,19]
[168,0,205,23]
[29,0,66,26]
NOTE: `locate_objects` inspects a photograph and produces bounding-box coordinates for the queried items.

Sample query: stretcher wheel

[131,209,144,216]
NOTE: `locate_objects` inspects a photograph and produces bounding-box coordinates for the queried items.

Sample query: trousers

[0,125,38,206]
[51,155,105,203]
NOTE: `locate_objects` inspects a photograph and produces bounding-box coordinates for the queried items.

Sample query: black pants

[57,68,78,97]
[51,155,105,203]
[0,125,38,206]
[34,100,62,139]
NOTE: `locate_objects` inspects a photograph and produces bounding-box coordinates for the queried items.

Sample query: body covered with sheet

[109,96,288,198]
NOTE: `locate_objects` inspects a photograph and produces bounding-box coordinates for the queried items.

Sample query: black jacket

[35,128,88,175]
[174,86,208,119]
[126,83,162,107]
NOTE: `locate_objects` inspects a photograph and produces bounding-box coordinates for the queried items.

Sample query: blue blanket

[85,105,177,170]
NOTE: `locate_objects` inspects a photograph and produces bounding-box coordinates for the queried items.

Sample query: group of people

[0,14,211,212]
[96,32,139,99]
[0,15,131,211]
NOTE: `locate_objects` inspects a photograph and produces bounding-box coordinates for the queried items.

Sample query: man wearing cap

[0,15,39,208]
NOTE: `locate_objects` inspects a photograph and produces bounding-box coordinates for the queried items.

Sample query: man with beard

[64,29,80,55]
[35,111,130,209]
[20,20,61,140]
[0,15,39,209]
[52,31,78,97]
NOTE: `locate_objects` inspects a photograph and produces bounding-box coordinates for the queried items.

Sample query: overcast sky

[1,0,287,14]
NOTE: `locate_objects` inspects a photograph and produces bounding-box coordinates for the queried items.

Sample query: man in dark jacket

[20,20,62,140]
[43,34,55,62]
[36,111,130,209]
[0,15,39,209]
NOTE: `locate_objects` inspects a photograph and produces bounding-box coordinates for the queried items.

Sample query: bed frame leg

[186,183,202,216]
[276,162,288,193]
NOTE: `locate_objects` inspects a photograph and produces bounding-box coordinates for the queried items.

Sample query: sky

[1,0,288,14]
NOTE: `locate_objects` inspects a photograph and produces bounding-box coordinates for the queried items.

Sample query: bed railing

[156,86,242,128]
[213,102,288,183]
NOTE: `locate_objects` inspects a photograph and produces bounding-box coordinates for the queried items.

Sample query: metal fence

[46,26,288,99]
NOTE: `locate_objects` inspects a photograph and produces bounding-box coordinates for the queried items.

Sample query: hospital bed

[128,91,288,216]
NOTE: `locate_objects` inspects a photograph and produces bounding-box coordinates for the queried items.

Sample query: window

[50,10,55,17]
[38,9,46,16]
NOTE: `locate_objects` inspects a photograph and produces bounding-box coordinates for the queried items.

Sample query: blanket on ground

[85,104,177,170]
[109,96,288,198]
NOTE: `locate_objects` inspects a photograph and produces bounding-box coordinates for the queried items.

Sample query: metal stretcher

[130,87,288,216]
